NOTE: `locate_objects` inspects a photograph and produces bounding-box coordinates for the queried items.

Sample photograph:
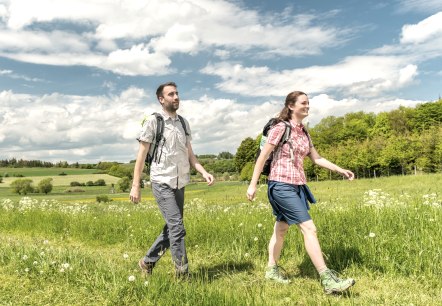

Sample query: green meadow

[0,174,441,305]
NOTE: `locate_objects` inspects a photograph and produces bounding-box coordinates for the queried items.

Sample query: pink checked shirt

[267,121,313,185]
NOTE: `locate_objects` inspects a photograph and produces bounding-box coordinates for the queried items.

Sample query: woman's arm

[308,147,354,180]
[246,142,276,201]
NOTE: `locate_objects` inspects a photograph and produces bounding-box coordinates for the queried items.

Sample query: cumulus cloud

[0,89,426,162]
[201,56,419,98]
[400,12,442,44]
[0,0,348,76]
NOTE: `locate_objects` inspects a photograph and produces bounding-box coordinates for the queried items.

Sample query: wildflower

[194,245,199,248]
[25,268,29,272]
[123,253,129,259]
[43,240,49,245]
[257,223,263,228]
[244,253,250,257]
[254,237,258,241]
[33,261,38,265]
[60,268,65,273]
[144,281,149,286]
[128,275,136,282]
[61,263,70,269]
[368,232,376,238]
[239,223,243,227]
[22,255,28,260]
[40,251,45,256]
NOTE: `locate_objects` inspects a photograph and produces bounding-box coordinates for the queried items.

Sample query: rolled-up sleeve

[136,115,156,143]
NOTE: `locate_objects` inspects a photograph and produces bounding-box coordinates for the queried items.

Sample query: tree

[239,162,254,182]
[234,137,257,172]
[11,179,34,195]
[117,177,131,192]
[218,151,234,159]
[38,178,53,194]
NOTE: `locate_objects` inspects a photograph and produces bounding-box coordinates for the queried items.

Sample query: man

[130,82,214,277]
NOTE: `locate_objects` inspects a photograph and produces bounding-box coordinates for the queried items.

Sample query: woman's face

[289,94,310,120]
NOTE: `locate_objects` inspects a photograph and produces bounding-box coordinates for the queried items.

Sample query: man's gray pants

[144,182,188,272]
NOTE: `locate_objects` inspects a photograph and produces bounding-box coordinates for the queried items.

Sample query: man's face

[159,85,179,112]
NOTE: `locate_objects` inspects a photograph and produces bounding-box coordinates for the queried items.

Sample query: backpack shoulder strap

[177,115,189,136]
[281,121,291,143]
[152,112,164,143]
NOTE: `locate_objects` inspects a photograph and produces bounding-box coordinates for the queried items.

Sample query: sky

[1,0,441,163]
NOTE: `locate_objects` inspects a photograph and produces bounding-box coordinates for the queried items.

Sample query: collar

[160,110,179,121]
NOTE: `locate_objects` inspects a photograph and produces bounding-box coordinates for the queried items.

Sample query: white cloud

[0,0,348,76]
[397,0,442,13]
[201,56,419,98]
[400,12,442,44]
[0,88,427,162]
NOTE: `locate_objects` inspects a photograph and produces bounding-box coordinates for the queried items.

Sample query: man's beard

[164,101,179,112]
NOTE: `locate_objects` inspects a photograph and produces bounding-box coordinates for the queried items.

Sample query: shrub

[94,179,106,186]
[10,179,34,195]
[96,195,111,203]
[86,181,94,186]
[64,188,85,193]
[70,181,83,187]
[38,178,53,194]
[117,177,131,192]
[59,172,68,176]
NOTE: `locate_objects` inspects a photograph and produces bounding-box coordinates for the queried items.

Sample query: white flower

[128,275,136,282]
[60,268,65,273]
[368,232,376,238]
[43,240,49,245]
[254,237,258,241]
[22,255,28,260]
[61,263,70,269]
[257,223,262,228]
[239,223,243,227]
[40,252,45,256]
[33,261,38,265]
[123,253,129,259]
[144,281,149,286]
[244,253,250,257]
[25,268,29,272]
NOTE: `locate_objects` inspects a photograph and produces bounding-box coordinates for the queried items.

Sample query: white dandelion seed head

[24,268,29,272]
[61,263,70,269]
[59,268,65,273]
[33,261,38,265]
[22,255,28,260]
[254,237,258,241]
[144,281,149,286]
[128,275,136,282]
[123,253,129,259]
[369,232,376,238]
[257,223,262,228]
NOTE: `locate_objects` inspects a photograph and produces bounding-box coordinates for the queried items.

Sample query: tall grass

[0,174,441,305]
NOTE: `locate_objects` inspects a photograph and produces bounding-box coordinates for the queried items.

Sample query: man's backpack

[256,118,310,176]
[145,112,189,166]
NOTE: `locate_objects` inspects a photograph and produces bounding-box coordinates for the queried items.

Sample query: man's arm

[187,143,214,186]
[130,141,151,203]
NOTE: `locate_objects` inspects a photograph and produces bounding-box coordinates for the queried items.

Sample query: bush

[94,179,106,186]
[64,188,85,193]
[10,179,34,195]
[70,181,84,187]
[86,181,94,186]
[117,177,131,192]
[96,195,111,203]
[59,172,67,176]
[38,178,53,194]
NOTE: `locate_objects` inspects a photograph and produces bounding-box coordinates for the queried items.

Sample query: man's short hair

[156,82,177,100]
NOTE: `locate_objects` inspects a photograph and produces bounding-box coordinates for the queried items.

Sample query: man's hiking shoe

[265,265,291,284]
[138,259,155,275]
[320,269,355,294]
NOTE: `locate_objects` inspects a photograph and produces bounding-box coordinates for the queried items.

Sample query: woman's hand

[246,185,257,201]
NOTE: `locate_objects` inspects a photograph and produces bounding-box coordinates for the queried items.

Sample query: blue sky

[1,0,441,163]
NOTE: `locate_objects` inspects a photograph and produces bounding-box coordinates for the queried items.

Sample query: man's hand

[129,185,141,203]
[203,172,215,186]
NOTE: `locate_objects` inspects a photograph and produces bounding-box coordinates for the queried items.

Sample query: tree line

[2,99,441,182]
[236,99,442,181]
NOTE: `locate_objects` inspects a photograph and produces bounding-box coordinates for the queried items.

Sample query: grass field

[0,174,441,305]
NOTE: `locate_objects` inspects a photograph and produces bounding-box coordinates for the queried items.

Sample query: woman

[246,91,355,294]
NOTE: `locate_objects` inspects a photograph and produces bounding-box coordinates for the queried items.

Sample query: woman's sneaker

[265,265,291,284]
[320,269,355,294]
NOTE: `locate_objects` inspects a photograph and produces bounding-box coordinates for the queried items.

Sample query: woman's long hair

[276,91,307,122]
